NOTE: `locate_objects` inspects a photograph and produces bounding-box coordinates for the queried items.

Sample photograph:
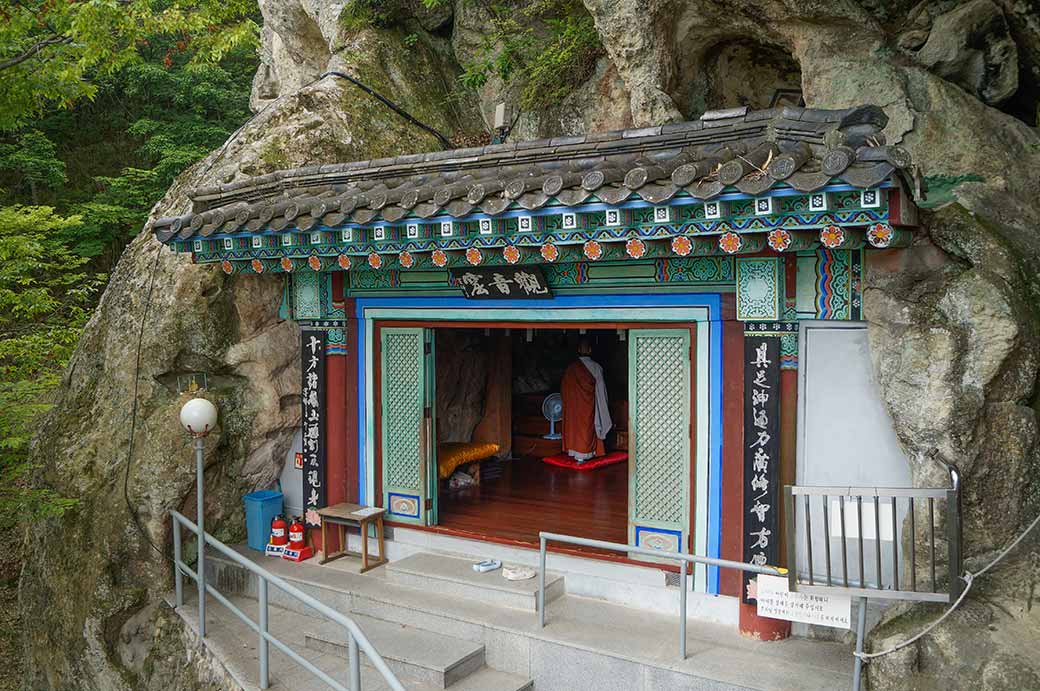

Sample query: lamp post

[180,397,218,637]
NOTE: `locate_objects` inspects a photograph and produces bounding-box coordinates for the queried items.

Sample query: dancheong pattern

[381,330,424,495]
[632,333,688,525]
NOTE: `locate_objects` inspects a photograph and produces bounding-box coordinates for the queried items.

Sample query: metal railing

[537,531,786,659]
[782,473,962,604]
[782,466,961,691]
[171,510,405,691]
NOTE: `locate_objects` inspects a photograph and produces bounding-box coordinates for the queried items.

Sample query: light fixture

[179,396,219,637]
[180,397,218,437]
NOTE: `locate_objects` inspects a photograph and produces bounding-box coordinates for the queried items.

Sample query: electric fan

[542,393,563,440]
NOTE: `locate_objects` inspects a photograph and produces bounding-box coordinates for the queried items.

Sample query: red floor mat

[541,451,628,471]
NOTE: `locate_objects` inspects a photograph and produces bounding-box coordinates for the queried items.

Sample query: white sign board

[756,575,852,629]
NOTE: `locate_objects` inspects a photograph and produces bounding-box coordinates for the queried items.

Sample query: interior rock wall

[20,0,1040,689]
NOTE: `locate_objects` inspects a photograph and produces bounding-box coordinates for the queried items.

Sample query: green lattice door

[380,327,437,525]
[628,329,692,557]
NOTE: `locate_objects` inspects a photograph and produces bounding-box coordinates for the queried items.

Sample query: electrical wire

[856,509,1040,661]
[122,240,168,560]
[320,70,452,148]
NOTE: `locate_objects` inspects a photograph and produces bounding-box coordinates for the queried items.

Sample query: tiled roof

[153,104,919,243]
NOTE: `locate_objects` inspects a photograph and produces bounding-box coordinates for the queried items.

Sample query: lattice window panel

[382,331,423,492]
[633,334,687,525]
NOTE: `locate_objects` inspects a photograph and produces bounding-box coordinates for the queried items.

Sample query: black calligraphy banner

[301,329,326,526]
[450,266,552,300]
[742,334,781,604]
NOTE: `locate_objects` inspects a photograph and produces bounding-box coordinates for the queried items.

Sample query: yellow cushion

[437,442,500,480]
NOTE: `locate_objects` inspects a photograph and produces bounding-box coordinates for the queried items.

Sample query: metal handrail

[782,464,962,691]
[171,510,405,691]
[537,531,786,659]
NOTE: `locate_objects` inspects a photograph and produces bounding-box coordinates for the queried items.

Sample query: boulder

[915,0,1019,106]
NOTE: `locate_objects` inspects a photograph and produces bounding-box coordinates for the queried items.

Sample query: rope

[856,510,1040,661]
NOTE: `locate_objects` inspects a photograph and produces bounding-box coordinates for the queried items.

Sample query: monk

[560,339,612,462]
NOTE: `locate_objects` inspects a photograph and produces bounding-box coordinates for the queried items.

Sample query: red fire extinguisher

[269,514,288,546]
[288,516,306,551]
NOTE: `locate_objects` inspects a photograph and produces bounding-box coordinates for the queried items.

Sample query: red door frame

[372,318,697,571]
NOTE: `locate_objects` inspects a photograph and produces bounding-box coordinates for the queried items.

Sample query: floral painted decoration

[625,238,646,259]
[819,225,845,249]
[867,223,893,248]
[465,247,483,266]
[221,260,234,274]
[431,249,448,267]
[502,245,521,265]
[671,235,693,257]
[367,252,382,270]
[540,243,559,263]
[279,257,293,272]
[399,251,414,269]
[718,232,742,254]
[583,240,603,261]
[307,255,322,271]
[767,229,792,252]
[337,254,352,270]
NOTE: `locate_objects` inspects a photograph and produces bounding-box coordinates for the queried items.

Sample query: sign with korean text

[301,329,326,526]
[742,334,781,604]
[756,575,852,629]
[450,266,552,300]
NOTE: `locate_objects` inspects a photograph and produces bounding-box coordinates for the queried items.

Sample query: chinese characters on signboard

[301,330,326,527]
[450,266,552,300]
[742,335,781,604]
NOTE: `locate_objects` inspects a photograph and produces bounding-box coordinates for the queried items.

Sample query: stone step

[304,612,486,688]
[385,552,565,612]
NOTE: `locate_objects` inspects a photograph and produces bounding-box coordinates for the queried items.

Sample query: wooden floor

[438,456,628,547]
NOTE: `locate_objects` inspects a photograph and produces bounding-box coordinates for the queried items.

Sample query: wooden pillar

[310,275,358,554]
[719,295,745,598]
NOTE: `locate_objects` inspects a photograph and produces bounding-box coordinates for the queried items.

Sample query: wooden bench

[317,503,387,573]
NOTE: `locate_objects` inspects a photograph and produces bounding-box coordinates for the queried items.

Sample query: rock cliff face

[20,1,1040,689]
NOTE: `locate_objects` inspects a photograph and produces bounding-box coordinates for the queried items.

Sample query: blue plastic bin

[243,489,283,551]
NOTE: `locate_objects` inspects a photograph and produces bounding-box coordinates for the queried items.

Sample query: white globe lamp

[180,397,218,438]
[179,395,218,638]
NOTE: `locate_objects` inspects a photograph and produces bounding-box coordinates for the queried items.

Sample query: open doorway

[434,327,630,545]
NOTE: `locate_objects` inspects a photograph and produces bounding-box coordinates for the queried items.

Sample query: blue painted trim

[355,292,725,595]
[708,308,723,593]
[634,525,684,549]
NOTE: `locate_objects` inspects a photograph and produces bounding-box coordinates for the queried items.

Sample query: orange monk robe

[561,360,605,460]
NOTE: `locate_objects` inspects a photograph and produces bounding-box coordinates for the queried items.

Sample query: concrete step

[204,547,853,690]
[385,553,565,612]
[172,591,532,691]
[304,612,485,688]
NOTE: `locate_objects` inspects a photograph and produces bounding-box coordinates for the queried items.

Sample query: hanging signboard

[450,266,552,300]
[756,575,852,629]
[742,334,781,604]
[301,329,326,527]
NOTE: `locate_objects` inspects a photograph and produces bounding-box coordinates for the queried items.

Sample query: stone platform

[174,544,853,690]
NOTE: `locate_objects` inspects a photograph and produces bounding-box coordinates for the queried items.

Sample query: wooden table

[317,503,387,573]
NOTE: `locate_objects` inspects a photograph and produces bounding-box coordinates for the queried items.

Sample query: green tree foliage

[0,12,258,530]
[0,206,101,528]
[0,0,259,130]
